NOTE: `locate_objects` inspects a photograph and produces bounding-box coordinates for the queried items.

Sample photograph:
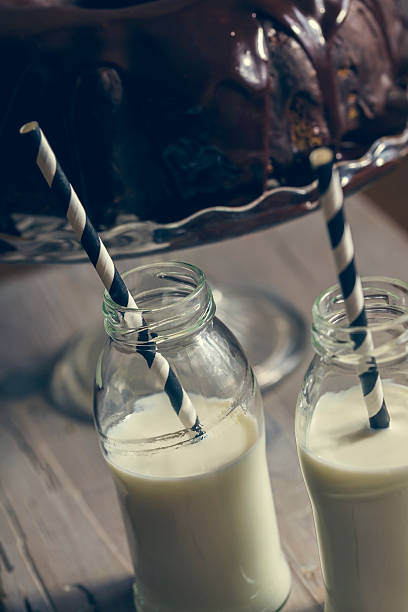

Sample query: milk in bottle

[299,383,408,612]
[107,393,290,612]
[296,276,408,612]
[95,262,290,612]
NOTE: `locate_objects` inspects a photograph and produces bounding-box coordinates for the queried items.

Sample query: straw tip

[19,121,39,135]
[310,147,334,170]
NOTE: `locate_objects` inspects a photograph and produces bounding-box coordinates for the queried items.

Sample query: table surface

[1,193,407,612]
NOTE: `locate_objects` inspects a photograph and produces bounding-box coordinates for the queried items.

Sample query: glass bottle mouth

[103,261,215,347]
[312,276,408,364]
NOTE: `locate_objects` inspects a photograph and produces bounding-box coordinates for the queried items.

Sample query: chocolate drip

[0,0,401,159]
[0,0,406,232]
[252,0,349,143]
[366,0,398,69]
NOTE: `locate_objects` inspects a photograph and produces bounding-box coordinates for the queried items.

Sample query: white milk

[107,394,290,612]
[298,382,408,612]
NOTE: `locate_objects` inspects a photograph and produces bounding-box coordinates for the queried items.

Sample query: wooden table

[0,193,407,612]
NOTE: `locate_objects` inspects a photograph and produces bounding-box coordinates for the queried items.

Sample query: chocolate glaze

[255,0,348,141]
[0,0,407,236]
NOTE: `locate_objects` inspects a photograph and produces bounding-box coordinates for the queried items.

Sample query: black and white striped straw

[20,121,203,436]
[310,147,390,429]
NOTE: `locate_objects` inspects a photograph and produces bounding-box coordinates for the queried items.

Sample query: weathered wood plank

[0,486,54,612]
[0,404,133,611]
[6,395,130,564]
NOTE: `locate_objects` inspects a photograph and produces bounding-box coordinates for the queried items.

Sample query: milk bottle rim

[103,261,216,347]
[311,276,408,366]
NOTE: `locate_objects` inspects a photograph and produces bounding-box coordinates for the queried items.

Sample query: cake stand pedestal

[49,280,307,421]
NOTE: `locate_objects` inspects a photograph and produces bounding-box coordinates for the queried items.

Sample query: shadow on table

[50,576,135,612]
[0,343,95,425]
[0,361,53,400]
[49,585,324,612]
[11,575,325,612]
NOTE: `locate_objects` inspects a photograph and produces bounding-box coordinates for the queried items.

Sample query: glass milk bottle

[296,276,408,612]
[94,262,291,612]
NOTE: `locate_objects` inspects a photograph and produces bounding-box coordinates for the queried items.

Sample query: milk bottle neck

[311,276,408,367]
[103,262,215,350]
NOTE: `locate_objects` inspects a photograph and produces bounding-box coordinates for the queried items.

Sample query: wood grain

[0,193,406,611]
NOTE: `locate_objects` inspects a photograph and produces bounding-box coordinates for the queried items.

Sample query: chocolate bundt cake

[0,0,407,236]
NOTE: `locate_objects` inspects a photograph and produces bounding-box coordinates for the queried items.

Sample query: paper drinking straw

[310,147,390,429]
[20,121,203,435]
